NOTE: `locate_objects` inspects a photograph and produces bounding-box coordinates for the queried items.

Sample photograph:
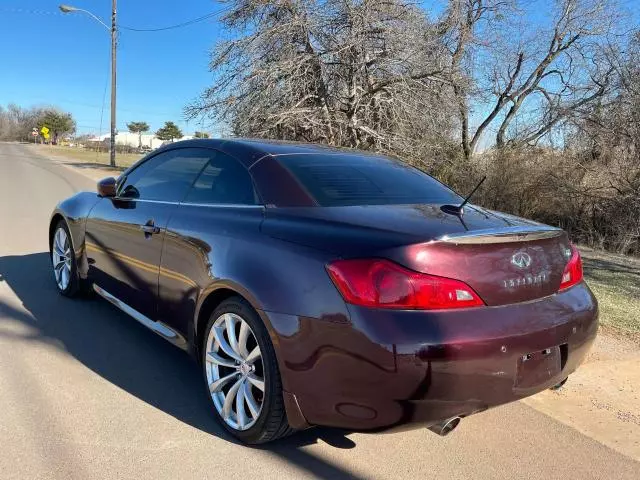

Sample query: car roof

[154,138,385,168]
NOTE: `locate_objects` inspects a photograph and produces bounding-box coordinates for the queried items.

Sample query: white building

[89,132,195,149]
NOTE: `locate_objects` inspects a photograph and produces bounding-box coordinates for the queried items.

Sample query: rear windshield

[277,153,462,206]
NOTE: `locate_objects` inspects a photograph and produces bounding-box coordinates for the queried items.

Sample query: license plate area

[514,345,565,389]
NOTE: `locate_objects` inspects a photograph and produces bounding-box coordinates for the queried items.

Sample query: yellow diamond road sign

[40,126,49,135]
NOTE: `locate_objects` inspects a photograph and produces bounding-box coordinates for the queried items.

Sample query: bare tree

[187,0,456,165]
[563,31,640,252]
[442,0,621,158]
[0,104,51,141]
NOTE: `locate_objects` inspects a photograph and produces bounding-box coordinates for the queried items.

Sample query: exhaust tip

[550,377,568,391]
[428,417,461,436]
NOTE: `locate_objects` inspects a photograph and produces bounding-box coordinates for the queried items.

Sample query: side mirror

[97,177,117,198]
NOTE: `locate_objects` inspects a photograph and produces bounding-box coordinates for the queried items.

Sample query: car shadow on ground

[0,252,362,480]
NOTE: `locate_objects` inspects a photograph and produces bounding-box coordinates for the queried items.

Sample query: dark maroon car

[49,139,598,443]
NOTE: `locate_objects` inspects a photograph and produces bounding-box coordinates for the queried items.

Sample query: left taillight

[559,244,583,291]
[326,258,485,310]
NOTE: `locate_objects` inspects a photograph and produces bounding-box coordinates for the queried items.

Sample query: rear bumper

[264,281,598,431]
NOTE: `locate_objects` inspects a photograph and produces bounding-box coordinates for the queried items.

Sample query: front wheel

[202,297,293,444]
[51,220,80,297]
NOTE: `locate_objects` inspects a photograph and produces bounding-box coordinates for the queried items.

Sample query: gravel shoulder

[523,245,640,462]
[26,143,129,182]
[524,334,640,461]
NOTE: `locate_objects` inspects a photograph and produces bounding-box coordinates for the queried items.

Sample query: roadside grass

[45,145,141,168]
[580,246,640,341]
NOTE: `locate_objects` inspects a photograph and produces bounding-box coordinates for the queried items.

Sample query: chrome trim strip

[437,225,564,244]
[93,284,188,350]
[113,197,264,209]
[180,202,264,209]
[247,153,271,170]
[268,152,360,157]
[113,198,178,205]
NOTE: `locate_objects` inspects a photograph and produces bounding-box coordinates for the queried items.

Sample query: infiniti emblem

[511,252,532,269]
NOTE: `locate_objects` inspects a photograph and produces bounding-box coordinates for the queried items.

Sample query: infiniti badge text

[503,271,550,289]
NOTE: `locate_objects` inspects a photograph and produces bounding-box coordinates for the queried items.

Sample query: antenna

[440,176,486,216]
[459,176,486,210]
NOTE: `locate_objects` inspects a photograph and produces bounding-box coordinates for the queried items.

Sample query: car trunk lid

[262,204,571,306]
[384,226,571,306]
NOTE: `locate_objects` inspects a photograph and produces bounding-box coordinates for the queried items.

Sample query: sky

[0,1,225,136]
[1,1,638,139]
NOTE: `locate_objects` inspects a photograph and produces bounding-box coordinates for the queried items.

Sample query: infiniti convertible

[49,138,598,443]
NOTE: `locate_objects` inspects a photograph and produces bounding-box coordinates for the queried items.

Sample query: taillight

[559,244,583,290]
[326,259,485,310]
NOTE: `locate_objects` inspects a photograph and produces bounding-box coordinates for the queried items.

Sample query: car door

[85,147,211,320]
[158,150,263,336]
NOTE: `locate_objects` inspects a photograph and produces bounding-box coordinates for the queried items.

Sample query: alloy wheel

[205,312,265,431]
[52,227,72,291]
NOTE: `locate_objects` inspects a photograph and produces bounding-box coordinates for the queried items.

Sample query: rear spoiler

[438,226,564,244]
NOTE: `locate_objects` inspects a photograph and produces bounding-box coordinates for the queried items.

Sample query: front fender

[49,191,101,279]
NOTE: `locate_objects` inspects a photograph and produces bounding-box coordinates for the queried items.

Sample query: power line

[1,6,230,32]
[120,10,225,32]
[0,7,63,16]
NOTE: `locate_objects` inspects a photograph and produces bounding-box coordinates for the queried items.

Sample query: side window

[118,148,210,202]
[184,151,258,205]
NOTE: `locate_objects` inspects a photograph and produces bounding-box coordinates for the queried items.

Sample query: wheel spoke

[243,381,260,418]
[54,230,61,251]
[206,351,237,368]
[235,379,248,428]
[237,320,251,358]
[209,371,240,394]
[54,262,63,282]
[222,376,244,421]
[225,314,242,358]
[213,326,243,362]
[61,265,70,288]
[55,229,66,253]
[246,373,264,392]
[245,346,261,365]
[54,242,65,257]
[54,234,62,255]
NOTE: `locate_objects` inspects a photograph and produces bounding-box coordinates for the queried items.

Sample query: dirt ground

[524,334,640,461]
[527,247,639,461]
[28,144,128,182]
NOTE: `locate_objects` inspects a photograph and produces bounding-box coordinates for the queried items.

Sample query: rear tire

[201,296,293,444]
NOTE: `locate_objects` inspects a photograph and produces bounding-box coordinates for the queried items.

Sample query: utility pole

[59,3,117,166]
[110,0,117,167]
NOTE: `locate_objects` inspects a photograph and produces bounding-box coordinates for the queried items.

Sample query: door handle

[140,222,160,235]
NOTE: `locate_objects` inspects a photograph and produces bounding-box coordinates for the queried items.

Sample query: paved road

[0,142,638,480]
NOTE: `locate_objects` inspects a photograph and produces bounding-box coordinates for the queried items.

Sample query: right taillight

[326,258,485,310]
[559,244,583,291]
